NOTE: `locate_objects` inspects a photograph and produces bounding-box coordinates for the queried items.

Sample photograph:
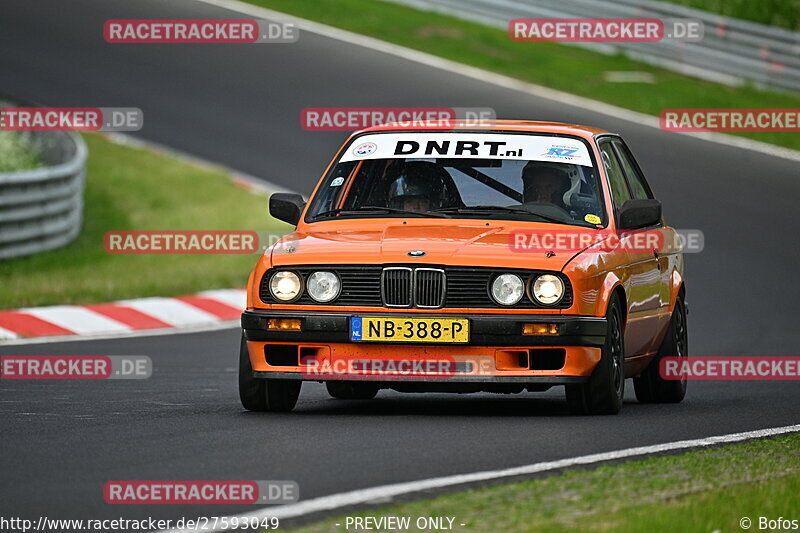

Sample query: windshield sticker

[330,177,345,187]
[584,214,601,224]
[352,142,377,157]
[542,145,580,161]
[340,133,592,166]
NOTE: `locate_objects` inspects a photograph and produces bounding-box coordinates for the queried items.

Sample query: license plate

[350,316,469,343]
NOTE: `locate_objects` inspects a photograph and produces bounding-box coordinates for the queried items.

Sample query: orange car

[240,121,687,414]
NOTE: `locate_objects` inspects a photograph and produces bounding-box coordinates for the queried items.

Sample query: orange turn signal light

[267,318,302,331]
[523,323,558,335]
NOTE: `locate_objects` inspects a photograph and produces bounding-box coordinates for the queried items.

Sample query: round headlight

[306,271,341,303]
[531,274,565,305]
[269,271,302,302]
[491,274,524,306]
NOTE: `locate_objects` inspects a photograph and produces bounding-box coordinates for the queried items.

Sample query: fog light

[523,323,558,335]
[267,318,302,331]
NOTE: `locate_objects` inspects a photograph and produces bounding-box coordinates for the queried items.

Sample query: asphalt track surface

[1,0,799,526]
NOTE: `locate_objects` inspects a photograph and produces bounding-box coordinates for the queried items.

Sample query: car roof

[356,119,612,140]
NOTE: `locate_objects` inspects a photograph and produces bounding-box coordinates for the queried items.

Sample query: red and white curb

[0,289,245,342]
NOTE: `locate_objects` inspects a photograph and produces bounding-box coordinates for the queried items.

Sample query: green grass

[661,0,800,31]
[249,0,800,151]
[0,134,290,309]
[288,433,800,533]
[0,131,42,172]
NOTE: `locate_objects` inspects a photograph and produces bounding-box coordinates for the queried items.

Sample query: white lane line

[198,289,247,310]
[162,423,800,532]
[194,0,800,163]
[117,298,221,327]
[19,306,132,335]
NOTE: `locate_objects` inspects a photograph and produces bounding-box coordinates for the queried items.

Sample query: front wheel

[634,297,688,403]
[565,295,625,415]
[238,335,301,412]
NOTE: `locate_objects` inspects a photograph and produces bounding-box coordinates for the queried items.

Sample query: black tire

[565,294,625,415]
[326,381,379,400]
[634,296,688,404]
[238,335,301,412]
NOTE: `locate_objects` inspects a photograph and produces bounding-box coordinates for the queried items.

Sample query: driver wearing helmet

[387,162,447,212]
[521,162,571,210]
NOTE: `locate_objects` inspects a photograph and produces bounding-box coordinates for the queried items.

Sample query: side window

[613,141,653,201]
[599,141,631,210]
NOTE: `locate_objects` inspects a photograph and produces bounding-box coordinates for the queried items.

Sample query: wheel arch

[671,268,686,313]
[612,284,628,327]
[598,272,628,325]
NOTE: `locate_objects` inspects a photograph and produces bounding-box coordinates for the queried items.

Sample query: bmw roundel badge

[408,250,426,257]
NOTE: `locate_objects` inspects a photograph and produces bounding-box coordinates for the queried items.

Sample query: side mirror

[269,193,306,225]
[617,199,661,230]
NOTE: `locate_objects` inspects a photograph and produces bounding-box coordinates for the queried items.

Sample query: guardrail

[0,131,88,260]
[388,0,800,92]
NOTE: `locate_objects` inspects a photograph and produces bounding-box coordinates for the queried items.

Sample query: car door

[598,139,661,357]
[611,139,673,348]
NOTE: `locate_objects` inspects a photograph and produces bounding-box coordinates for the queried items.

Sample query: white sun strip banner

[340,133,593,167]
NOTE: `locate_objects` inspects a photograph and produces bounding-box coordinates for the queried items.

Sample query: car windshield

[307,132,605,227]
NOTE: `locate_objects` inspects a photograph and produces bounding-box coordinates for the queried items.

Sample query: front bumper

[242,310,606,346]
[241,310,606,383]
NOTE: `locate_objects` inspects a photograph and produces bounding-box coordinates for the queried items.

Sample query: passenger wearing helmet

[387,162,447,212]
[521,162,571,211]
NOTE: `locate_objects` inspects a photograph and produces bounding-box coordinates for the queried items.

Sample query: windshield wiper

[435,206,568,225]
[312,205,450,219]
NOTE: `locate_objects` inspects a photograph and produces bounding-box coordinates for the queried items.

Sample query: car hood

[268,220,596,271]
